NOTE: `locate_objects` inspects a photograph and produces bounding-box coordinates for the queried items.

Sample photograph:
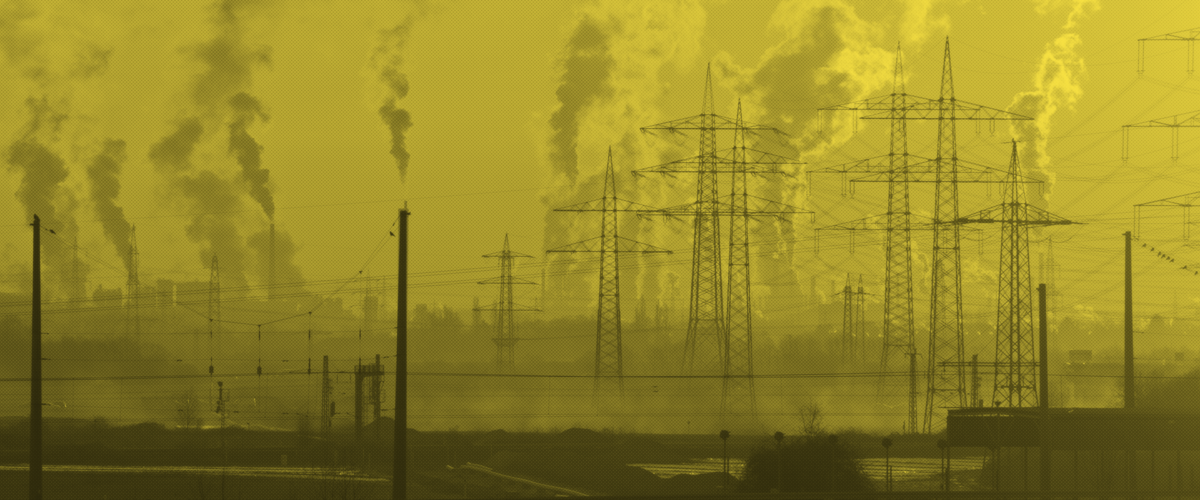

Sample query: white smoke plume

[87,138,133,273]
[1007,33,1086,210]
[371,18,417,183]
[1034,0,1100,30]
[542,0,705,316]
[713,0,941,323]
[148,0,278,293]
[1,0,113,297]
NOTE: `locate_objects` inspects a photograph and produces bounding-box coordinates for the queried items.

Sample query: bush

[740,434,873,493]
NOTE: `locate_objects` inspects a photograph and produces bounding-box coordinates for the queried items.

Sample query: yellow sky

[2,0,1200,343]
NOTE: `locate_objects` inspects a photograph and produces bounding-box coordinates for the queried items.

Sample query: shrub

[740,434,873,493]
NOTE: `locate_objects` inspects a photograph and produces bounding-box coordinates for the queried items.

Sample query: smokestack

[269,223,275,301]
[394,206,409,500]
[1125,231,1134,409]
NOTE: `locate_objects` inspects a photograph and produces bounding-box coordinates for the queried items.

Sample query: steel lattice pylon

[920,39,1034,433]
[475,235,539,372]
[812,44,1022,433]
[836,274,871,364]
[640,72,805,424]
[208,255,220,365]
[548,148,670,412]
[812,45,927,435]
[657,66,725,379]
[927,36,968,434]
[957,141,1076,407]
[1137,27,1200,75]
[1135,189,1200,239]
[841,274,854,363]
[816,39,1033,432]
[1122,110,1200,162]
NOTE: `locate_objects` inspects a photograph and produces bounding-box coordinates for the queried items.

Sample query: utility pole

[322,355,332,436]
[1125,231,1134,409]
[475,234,539,371]
[841,273,854,364]
[856,276,867,363]
[548,147,669,412]
[971,354,980,408]
[1039,283,1051,492]
[30,214,42,500]
[908,351,918,434]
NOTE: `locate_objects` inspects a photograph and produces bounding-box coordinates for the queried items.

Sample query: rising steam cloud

[1008,33,1086,210]
[229,91,273,220]
[2,0,113,298]
[714,0,936,320]
[372,21,416,182]
[87,139,133,272]
[148,0,277,292]
[9,99,70,241]
[542,0,705,319]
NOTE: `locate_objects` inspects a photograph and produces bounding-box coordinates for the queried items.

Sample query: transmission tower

[856,276,868,362]
[1135,189,1200,240]
[1138,27,1200,75]
[1122,111,1200,162]
[811,42,1030,432]
[69,236,85,304]
[640,88,807,422]
[475,234,539,371]
[209,255,220,364]
[126,225,140,341]
[841,273,854,363]
[914,39,1033,432]
[548,147,670,412]
[837,274,872,364]
[956,140,1077,407]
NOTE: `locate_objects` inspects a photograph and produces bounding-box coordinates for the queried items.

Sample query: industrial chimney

[269,222,276,301]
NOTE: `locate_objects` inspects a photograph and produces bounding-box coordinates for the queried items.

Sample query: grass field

[0,465,392,500]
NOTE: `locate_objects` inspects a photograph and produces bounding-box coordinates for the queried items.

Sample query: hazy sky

[3,0,1200,343]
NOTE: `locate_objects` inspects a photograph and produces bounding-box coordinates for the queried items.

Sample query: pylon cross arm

[1136,190,1200,207]
[817,93,939,111]
[546,236,672,254]
[722,148,805,171]
[808,154,935,175]
[861,100,1033,121]
[736,194,813,216]
[1124,110,1200,127]
[640,113,785,136]
[848,157,1042,184]
[818,213,978,232]
[955,203,1078,226]
[553,197,662,213]
[1141,28,1200,41]
[478,276,538,285]
[634,148,800,176]
[482,250,535,259]
[474,302,542,312]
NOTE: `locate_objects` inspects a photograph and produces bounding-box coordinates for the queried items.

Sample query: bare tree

[797,403,826,437]
[176,388,204,431]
